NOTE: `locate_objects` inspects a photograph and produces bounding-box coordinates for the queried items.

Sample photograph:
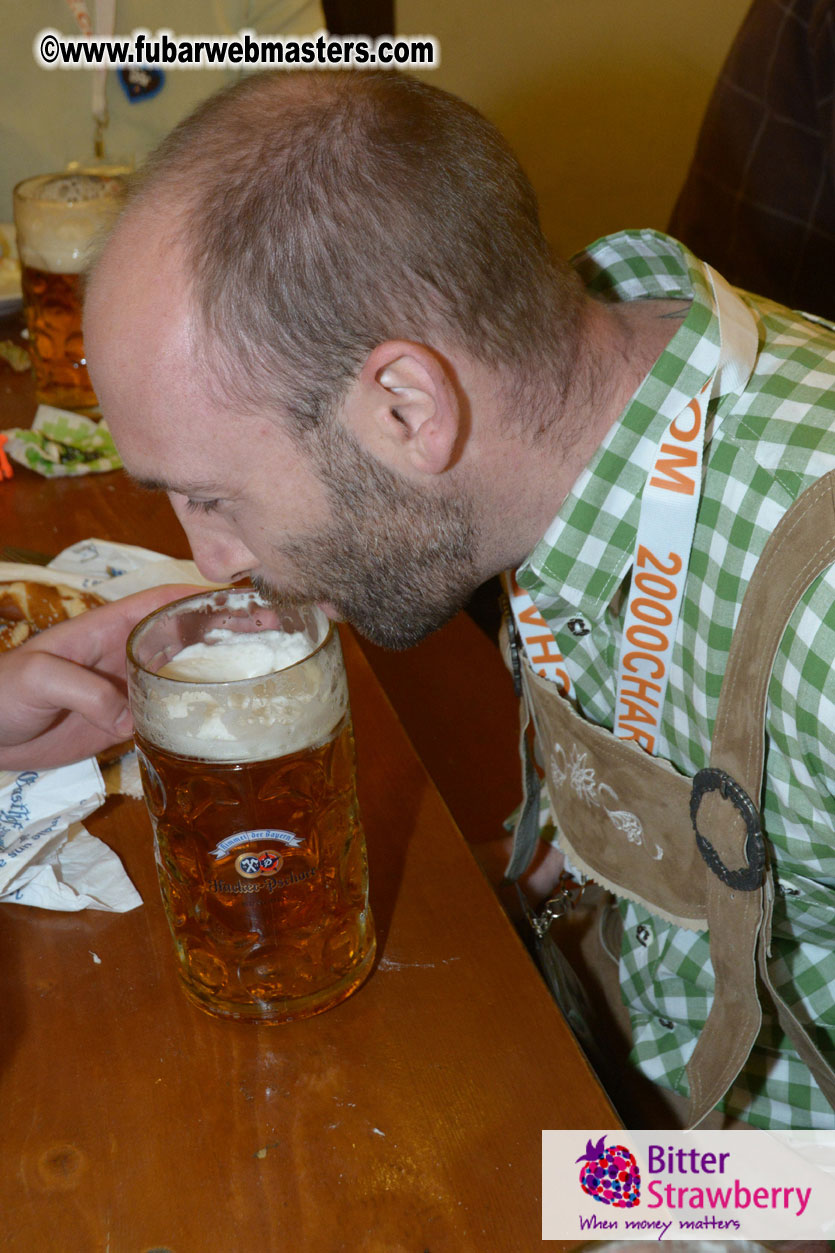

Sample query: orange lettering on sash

[625,624,668,652]
[636,546,682,576]
[669,397,702,441]
[632,597,673,628]
[622,650,665,679]
[546,667,571,696]
[619,726,656,754]
[619,674,661,706]
[649,444,698,495]
[617,697,656,726]
[518,601,548,628]
[633,570,677,600]
[526,632,565,668]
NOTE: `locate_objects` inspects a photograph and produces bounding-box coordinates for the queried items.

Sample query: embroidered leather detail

[550,742,662,857]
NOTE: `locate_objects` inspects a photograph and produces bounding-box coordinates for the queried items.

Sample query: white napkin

[0,758,140,911]
[0,538,219,912]
[47,535,217,599]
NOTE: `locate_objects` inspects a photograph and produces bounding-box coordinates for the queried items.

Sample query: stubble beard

[253,423,482,650]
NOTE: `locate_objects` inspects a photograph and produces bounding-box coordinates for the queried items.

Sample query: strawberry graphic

[576,1136,641,1208]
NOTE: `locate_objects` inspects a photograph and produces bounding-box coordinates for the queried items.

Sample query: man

[6,69,835,1129]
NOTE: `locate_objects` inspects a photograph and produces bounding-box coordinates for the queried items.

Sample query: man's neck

[478,294,690,576]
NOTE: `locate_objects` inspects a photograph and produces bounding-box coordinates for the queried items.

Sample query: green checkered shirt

[517,229,835,1129]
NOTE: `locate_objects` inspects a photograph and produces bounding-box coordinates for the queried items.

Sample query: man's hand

[0,584,200,771]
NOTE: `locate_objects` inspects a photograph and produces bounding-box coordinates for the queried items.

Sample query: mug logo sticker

[236,850,284,880]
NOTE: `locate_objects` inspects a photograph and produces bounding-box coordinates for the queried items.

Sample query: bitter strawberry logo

[577,1136,641,1208]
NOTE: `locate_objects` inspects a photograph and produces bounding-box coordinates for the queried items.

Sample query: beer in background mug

[13,172,124,411]
[126,589,376,1023]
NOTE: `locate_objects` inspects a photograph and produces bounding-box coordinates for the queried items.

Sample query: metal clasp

[690,766,766,891]
[522,873,585,939]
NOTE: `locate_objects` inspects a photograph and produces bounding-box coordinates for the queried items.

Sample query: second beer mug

[126,589,376,1023]
[13,172,124,411]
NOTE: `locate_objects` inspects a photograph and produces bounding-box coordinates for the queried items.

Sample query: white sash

[510,269,757,756]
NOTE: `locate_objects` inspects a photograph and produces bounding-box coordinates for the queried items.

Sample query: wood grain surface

[1,313,616,1251]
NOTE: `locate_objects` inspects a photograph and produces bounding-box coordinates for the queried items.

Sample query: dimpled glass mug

[13,171,124,411]
[126,588,376,1023]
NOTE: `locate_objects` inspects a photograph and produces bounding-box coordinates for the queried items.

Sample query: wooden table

[0,321,616,1251]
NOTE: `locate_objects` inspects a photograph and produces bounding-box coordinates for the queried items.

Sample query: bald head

[86,164,212,411]
[95,69,583,435]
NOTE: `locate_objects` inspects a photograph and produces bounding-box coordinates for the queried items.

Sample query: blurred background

[1,0,750,255]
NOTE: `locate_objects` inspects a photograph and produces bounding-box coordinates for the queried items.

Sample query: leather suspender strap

[687,469,835,1123]
[504,470,835,1127]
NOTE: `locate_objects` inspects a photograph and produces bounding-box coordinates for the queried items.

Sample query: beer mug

[126,588,376,1023]
[13,172,124,411]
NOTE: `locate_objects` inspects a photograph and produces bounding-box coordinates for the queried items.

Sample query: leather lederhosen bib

[504,470,835,1128]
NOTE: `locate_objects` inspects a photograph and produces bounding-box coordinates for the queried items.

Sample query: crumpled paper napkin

[0,537,217,912]
[3,405,122,476]
[47,535,209,598]
[0,759,141,911]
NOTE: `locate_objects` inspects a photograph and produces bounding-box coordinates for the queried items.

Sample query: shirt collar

[517,230,724,625]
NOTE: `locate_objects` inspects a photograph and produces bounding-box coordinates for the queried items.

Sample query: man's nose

[171,501,257,584]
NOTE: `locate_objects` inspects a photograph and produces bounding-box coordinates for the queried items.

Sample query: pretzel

[0,580,104,652]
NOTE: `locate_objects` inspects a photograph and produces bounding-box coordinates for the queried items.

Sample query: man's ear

[345,341,462,475]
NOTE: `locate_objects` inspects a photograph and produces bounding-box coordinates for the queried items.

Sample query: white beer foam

[15,174,122,274]
[136,620,348,762]
[158,627,313,682]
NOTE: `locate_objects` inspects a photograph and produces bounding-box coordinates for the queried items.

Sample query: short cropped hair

[127,70,583,430]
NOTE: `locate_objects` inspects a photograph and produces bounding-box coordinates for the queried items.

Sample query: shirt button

[567,617,590,637]
[777,882,801,897]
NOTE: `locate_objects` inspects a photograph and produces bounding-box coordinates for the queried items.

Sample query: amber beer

[13,173,123,410]
[126,590,375,1023]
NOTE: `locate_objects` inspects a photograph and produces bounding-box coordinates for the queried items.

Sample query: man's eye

[185,498,221,515]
